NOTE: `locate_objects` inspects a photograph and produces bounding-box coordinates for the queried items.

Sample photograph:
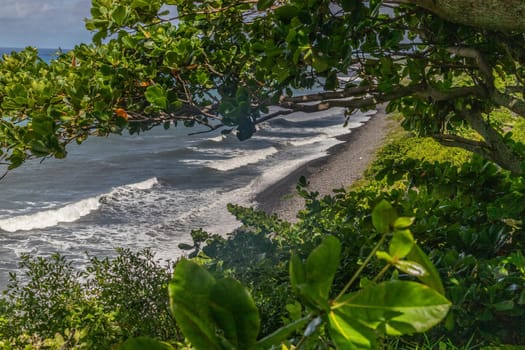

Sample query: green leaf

[305,236,341,309]
[372,200,398,233]
[31,140,51,156]
[376,251,394,264]
[209,278,260,349]
[168,260,220,350]
[31,115,54,137]
[493,300,515,311]
[389,229,414,259]
[131,0,151,8]
[112,5,128,26]
[407,244,445,295]
[328,311,377,350]
[290,253,306,291]
[312,55,330,72]
[290,236,340,310]
[393,217,415,230]
[334,281,451,336]
[117,337,175,350]
[274,5,299,20]
[145,85,168,109]
[254,316,310,349]
[257,0,274,11]
[237,116,255,141]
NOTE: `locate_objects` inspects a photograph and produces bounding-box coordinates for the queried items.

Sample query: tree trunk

[395,0,525,32]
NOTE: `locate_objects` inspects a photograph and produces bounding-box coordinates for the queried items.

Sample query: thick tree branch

[282,85,373,104]
[390,0,525,32]
[492,91,525,117]
[433,134,492,157]
[461,108,524,174]
[447,47,494,89]
[279,84,483,115]
[415,85,485,101]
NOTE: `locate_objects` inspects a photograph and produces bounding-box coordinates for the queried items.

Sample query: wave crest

[0,177,159,232]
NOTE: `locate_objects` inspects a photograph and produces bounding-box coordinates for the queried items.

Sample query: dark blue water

[0,47,375,288]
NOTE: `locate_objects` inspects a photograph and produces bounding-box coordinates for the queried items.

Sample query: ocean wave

[208,147,279,171]
[182,147,279,171]
[0,177,159,233]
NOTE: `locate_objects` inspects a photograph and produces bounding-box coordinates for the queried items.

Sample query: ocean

[0,47,374,288]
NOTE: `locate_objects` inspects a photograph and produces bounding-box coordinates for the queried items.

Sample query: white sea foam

[0,177,159,233]
[207,147,279,171]
[182,146,279,171]
[0,197,101,233]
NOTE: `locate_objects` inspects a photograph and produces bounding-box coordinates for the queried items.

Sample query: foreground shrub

[0,249,178,348]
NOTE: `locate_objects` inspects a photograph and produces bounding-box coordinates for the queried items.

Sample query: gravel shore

[255,106,391,221]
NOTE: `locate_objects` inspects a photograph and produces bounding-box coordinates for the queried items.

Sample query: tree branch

[281,85,373,104]
[447,47,494,89]
[415,85,485,101]
[433,134,489,156]
[460,108,524,174]
[492,91,525,117]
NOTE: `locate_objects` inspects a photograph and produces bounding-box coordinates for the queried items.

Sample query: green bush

[0,249,179,348]
[181,133,525,346]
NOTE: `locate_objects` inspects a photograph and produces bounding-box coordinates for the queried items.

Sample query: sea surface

[0,47,374,288]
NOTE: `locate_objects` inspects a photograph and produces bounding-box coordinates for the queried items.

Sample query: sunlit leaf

[328,311,377,350]
[389,229,414,259]
[372,200,398,233]
[407,244,445,295]
[334,281,451,336]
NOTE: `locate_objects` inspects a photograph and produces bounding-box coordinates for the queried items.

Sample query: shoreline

[255,105,391,221]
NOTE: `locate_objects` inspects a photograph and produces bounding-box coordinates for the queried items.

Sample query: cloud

[0,0,92,48]
[0,0,56,19]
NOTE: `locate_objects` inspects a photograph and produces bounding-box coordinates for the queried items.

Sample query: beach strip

[256,106,391,221]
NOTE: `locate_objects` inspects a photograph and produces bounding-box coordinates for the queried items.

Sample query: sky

[0,0,93,49]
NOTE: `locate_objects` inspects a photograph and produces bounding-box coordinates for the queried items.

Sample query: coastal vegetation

[0,0,524,349]
[1,118,523,348]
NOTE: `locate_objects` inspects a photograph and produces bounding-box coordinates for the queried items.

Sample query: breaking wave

[0,177,159,232]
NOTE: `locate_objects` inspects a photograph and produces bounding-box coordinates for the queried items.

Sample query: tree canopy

[2,0,525,174]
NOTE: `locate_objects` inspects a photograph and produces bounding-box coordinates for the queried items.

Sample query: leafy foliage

[170,203,450,349]
[1,1,525,348]
[0,249,179,349]
[3,1,525,177]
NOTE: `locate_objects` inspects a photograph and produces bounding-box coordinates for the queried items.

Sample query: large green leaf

[257,0,274,10]
[407,244,445,295]
[145,85,168,109]
[289,253,306,291]
[254,315,310,349]
[168,259,220,350]
[306,235,341,304]
[372,200,398,233]
[292,236,341,310]
[328,311,377,350]
[116,337,175,350]
[209,277,260,349]
[389,229,414,259]
[334,281,450,336]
